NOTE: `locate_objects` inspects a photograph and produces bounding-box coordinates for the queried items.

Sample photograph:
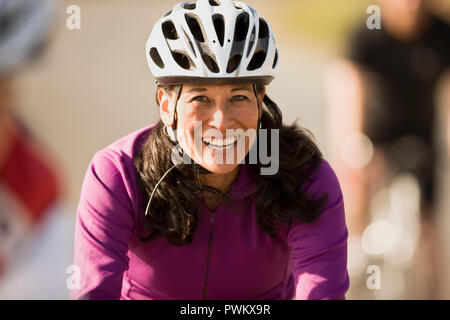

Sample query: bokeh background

[0,0,449,299]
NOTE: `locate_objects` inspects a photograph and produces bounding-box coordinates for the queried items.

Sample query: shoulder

[301,158,343,209]
[287,158,347,253]
[286,157,346,236]
[80,124,157,213]
[86,124,156,184]
[100,124,157,163]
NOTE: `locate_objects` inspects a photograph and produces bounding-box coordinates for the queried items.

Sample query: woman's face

[159,83,265,175]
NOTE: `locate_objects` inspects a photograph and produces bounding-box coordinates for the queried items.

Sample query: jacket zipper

[202,210,216,299]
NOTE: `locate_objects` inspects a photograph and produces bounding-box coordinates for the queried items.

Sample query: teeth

[203,136,238,147]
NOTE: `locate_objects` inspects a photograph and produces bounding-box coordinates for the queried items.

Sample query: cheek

[239,106,259,128]
[176,104,208,129]
[175,109,204,156]
[175,106,196,136]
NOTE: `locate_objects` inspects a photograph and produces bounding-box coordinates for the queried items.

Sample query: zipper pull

[210,211,216,226]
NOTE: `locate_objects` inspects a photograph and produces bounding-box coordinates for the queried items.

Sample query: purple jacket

[71,124,349,300]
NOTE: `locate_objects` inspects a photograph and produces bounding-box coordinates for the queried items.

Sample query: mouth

[202,135,239,150]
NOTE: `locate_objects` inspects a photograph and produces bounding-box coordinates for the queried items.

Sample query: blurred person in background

[326,0,450,298]
[0,0,70,298]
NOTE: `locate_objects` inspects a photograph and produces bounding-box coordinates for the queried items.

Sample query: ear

[158,88,176,127]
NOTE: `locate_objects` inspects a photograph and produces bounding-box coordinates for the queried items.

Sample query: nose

[209,106,234,131]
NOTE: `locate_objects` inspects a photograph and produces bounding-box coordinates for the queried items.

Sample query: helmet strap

[166,84,183,143]
[252,83,262,130]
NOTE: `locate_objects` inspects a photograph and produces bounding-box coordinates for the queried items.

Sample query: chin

[200,163,240,175]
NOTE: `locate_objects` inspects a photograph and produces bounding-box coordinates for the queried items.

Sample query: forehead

[182,83,253,93]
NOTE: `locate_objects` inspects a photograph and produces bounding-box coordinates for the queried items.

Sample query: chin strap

[144,164,176,217]
[253,83,262,131]
[166,84,183,143]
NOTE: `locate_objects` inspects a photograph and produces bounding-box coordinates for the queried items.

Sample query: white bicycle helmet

[145,0,278,85]
[0,0,54,76]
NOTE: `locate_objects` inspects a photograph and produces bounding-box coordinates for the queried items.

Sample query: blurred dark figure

[0,0,61,289]
[326,0,450,299]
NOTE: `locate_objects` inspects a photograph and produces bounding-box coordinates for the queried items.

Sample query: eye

[231,95,249,102]
[192,96,210,103]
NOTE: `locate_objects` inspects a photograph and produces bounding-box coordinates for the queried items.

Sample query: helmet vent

[272,49,278,69]
[183,3,196,10]
[246,18,270,71]
[150,47,165,69]
[227,54,242,73]
[162,20,179,40]
[233,12,249,42]
[202,54,220,73]
[258,18,269,39]
[246,26,256,57]
[212,14,225,46]
[247,50,267,71]
[172,51,194,70]
[182,29,197,57]
[209,0,221,6]
[185,14,205,43]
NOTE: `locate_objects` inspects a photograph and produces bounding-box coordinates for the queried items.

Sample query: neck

[198,165,241,193]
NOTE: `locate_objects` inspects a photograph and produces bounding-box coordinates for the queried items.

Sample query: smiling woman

[160,83,261,176]
[71,0,349,300]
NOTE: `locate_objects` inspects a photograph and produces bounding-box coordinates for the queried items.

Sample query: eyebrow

[231,87,252,92]
[187,88,207,93]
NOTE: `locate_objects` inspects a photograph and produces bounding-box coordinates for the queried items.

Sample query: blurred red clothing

[0,120,60,275]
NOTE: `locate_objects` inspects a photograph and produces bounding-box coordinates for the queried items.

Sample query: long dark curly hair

[134,84,328,246]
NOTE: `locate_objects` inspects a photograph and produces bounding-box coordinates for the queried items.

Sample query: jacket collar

[228,163,259,200]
